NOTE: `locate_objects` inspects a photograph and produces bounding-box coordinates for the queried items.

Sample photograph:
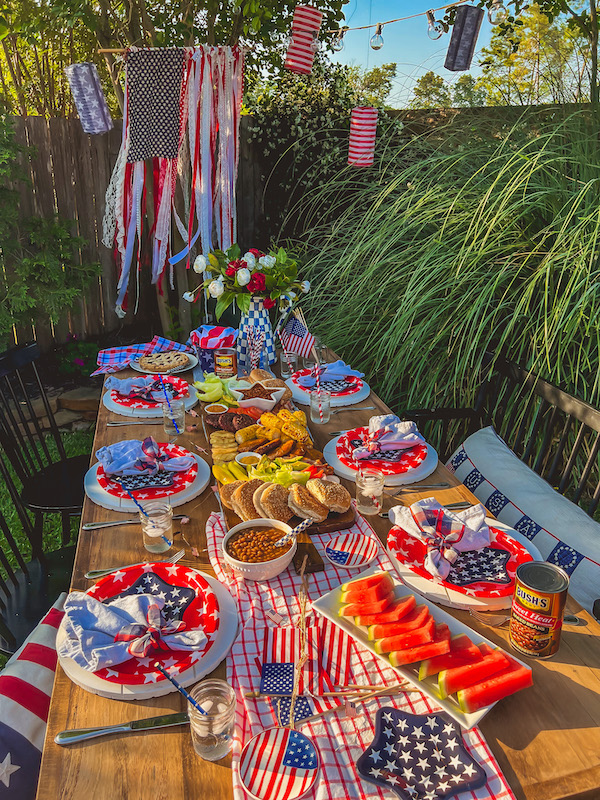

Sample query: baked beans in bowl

[222,518,296,581]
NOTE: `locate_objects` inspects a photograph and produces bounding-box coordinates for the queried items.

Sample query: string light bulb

[369,23,384,50]
[310,31,321,52]
[488,0,508,24]
[426,9,444,40]
[332,26,347,51]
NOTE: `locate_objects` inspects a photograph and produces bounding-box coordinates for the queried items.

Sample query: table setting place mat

[206,512,515,800]
[108,374,190,409]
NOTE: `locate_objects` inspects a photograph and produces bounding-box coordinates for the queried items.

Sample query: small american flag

[325,532,379,568]
[239,727,319,800]
[319,618,353,686]
[261,626,321,695]
[279,315,315,358]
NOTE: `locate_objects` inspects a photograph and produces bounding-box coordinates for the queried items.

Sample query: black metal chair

[0,452,75,656]
[0,342,90,552]
[397,351,600,518]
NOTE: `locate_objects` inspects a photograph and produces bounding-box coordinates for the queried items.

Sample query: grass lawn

[0,427,95,667]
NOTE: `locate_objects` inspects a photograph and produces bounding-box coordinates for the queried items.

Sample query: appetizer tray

[57,566,238,700]
[311,565,531,729]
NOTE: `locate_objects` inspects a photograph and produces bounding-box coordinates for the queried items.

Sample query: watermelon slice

[438,645,509,699]
[389,623,451,667]
[458,655,533,713]
[355,594,416,626]
[367,605,431,640]
[339,591,395,617]
[341,572,394,605]
[418,634,482,680]
[374,616,435,654]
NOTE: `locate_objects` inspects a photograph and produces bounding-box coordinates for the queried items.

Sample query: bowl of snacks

[229,382,286,412]
[222,518,296,581]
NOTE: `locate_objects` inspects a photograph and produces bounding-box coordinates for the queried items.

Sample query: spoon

[274,518,315,548]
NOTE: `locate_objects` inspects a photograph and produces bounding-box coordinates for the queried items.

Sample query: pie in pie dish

[139,352,190,373]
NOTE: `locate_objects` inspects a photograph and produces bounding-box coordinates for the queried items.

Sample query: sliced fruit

[341,572,394,605]
[367,606,431,640]
[418,634,482,680]
[389,623,451,667]
[374,616,435,654]
[355,594,416,626]
[458,655,533,713]
[339,591,395,618]
[438,647,509,699]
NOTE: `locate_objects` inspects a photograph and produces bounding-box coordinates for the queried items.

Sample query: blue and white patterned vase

[237,297,277,372]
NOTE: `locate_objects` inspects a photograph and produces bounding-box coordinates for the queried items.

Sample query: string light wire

[322,0,470,34]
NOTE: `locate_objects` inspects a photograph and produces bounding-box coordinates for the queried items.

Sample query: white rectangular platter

[311,565,531,729]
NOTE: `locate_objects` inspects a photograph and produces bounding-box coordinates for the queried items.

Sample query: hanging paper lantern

[285,4,323,75]
[444,5,484,71]
[348,107,378,167]
[64,63,113,135]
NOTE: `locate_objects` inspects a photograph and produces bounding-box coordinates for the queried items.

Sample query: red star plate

[336,427,428,476]
[85,562,220,685]
[110,375,189,410]
[291,369,363,397]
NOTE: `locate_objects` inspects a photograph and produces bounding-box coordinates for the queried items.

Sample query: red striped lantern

[348,106,378,167]
[285,5,323,75]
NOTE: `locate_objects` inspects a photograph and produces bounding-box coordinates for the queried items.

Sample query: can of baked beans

[214,348,237,379]
[509,561,569,658]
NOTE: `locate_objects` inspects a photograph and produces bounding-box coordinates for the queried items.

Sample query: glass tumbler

[279,351,298,380]
[140,501,173,554]
[355,467,384,515]
[162,398,185,441]
[188,679,236,761]
[310,389,331,424]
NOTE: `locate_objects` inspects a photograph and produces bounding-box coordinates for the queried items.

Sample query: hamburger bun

[232,478,264,521]
[261,483,293,523]
[252,481,272,518]
[263,378,293,403]
[288,483,328,523]
[249,368,273,383]
[220,480,245,510]
[306,479,352,513]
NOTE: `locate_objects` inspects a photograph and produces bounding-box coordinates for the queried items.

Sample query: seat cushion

[447,426,600,612]
[0,594,66,799]
[20,454,88,512]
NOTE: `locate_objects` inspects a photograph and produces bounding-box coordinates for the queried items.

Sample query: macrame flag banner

[444,5,484,71]
[65,63,113,135]
[285,5,323,75]
[348,106,378,167]
[102,45,243,317]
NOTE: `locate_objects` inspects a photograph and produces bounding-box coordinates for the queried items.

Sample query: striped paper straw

[348,107,379,167]
[313,362,324,423]
[159,374,180,434]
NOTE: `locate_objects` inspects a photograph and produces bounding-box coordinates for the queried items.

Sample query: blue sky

[331,0,495,107]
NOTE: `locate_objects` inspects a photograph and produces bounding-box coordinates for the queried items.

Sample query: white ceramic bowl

[222,518,296,581]
[235,452,261,468]
[229,382,286,412]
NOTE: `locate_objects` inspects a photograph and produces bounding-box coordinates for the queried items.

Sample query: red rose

[263,297,275,310]
[225,265,236,276]
[248,272,266,293]
[249,248,264,258]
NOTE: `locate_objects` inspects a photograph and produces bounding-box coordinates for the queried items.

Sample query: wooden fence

[9,115,265,351]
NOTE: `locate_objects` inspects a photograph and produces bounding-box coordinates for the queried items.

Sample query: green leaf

[0,17,10,39]
[215,291,234,321]
[236,292,252,315]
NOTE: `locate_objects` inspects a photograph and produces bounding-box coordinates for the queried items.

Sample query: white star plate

[84,453,211,512]
[102,386,198,418]
[285,377,371,407]
[386,520,543,612]
[311,564,531,729]
[323,433,439,487]
[56,571,238,700]
[130,354,198,375]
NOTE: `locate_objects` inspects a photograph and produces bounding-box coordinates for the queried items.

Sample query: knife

[54,712,190,745]
[83,515,186,531]
[380,501,472,518]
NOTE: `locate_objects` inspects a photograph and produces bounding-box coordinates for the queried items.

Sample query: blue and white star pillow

[356,707,487,799]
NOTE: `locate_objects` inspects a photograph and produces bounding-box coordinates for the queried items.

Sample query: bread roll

[288,483,328,523]
[306,478,352,513]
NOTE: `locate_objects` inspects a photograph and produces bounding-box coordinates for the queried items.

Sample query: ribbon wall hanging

[65,63,114,134]
[347,106,378,167]
[102,45,244,318]
[285,5,323,76]
[444,5,484,71]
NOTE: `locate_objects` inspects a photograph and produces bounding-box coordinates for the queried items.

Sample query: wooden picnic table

[36,363,600,800]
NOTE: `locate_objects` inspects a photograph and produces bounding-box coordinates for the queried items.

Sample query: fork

[85,548,185,580]
[83,515,186,531]
[330,406,376,414]
[107,420,162,426]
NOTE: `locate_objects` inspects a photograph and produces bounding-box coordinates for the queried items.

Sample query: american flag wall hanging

[444,5,485,71]
[65,63,113,134]
[348,106,378,167]
[285,5,323,75]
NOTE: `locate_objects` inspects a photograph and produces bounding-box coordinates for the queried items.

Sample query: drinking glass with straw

[159,375,184,441]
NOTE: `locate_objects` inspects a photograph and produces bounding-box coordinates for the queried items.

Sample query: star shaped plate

[356,708,487,800]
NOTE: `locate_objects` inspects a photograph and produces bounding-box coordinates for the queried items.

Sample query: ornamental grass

[289,109,600,422]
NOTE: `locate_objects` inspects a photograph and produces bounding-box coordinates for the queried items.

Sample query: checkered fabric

[237,299,277,372]
[447,425,600,612]
[206,512,515,800]
[91,336,193,376]
[0,594,66,800]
